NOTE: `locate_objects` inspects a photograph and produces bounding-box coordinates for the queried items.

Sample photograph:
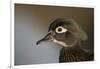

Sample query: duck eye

[58,28,62,32]
[55,26,67,33]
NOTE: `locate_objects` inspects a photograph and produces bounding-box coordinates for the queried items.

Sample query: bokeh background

[15,4,94,65]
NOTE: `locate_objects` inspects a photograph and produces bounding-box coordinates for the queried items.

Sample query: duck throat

[53,39,78,47]
[59,46,86,62]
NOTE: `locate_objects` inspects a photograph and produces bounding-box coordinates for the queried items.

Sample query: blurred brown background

[15,4,94,65]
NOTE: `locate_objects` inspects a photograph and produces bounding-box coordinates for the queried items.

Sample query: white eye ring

[55,26,68,33]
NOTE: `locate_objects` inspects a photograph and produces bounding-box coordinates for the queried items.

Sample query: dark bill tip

[36,40,42,45]
[36,33,52,45]
[36,41,39,45]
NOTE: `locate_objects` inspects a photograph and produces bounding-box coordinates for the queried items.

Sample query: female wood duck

[36,18,94,62]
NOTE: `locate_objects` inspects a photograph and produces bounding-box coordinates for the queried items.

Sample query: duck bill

[36,33,52,45]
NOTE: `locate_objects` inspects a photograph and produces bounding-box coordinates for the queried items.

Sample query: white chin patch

[53,39,78,47]
[53,39,69,47]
